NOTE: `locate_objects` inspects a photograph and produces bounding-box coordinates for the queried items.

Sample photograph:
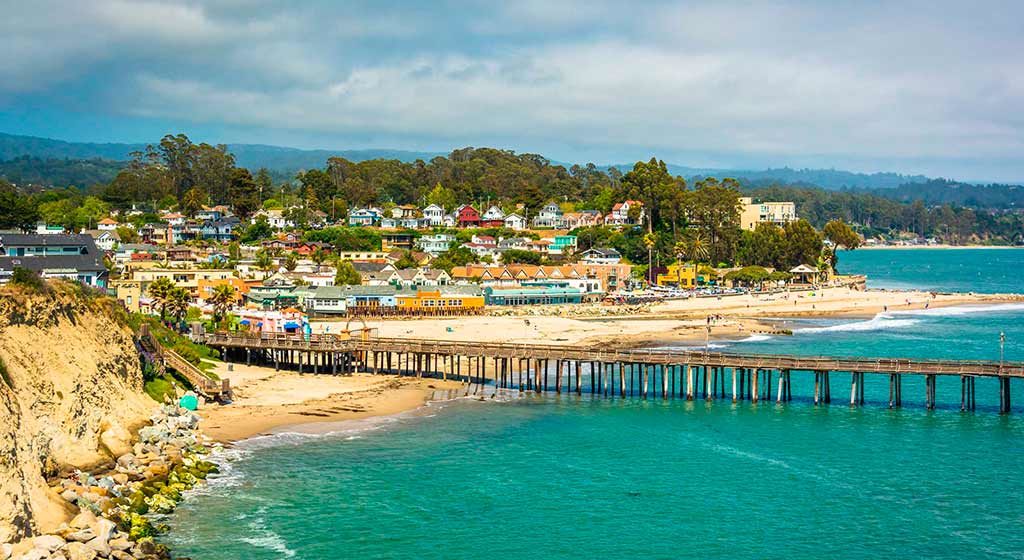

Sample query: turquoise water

[165,249,1024,559]
[839,248,1024,293]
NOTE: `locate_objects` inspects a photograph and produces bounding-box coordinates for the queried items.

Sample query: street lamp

[1000,331,1006,374]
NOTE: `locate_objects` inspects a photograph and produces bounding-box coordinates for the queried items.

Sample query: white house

[97,218,119,231]
[163,213,186,226]
[423,204,446,226]
[82,229,121,251]
[482,205,505,221]
[418,233,456,255]
[251,209,294,229]
[532,203,562,228]
[605,200,643,226]
[579,247,622,265]
[504,213,526,231]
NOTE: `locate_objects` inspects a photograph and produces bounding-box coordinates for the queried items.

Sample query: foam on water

[796,313,921,334]
[239,508,296,558]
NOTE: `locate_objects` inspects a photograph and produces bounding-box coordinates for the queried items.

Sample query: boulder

[116,454,136,468]
[31,535,65,552]
[69,510,97,530]
[110,552,134,560]
[100,424,133,457]
[64,529,95,543]
[0,543,10,560]
[63,542,97,560]
[84,536,110,558]
[16,550,50,560]
[109,537,132,552]
[137,426,169,445]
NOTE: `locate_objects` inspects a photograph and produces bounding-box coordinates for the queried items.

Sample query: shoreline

[199,368,464,443]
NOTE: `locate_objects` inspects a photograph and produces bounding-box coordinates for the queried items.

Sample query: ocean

[164,249,1024,559]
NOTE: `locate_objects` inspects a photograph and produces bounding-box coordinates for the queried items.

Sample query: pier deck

[202,332,1021,412]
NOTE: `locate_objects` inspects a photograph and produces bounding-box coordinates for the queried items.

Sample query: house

[449,263,627,293]
[560,210,602,230]
[196,277,253,303]
[461,240,500,261]
[456,205,481,228]
[399,216,427,229]
[251,209,294,229]
[547,235,577,256]
[417,233,456,256]
[201,216,241,242]
[387,268,452,288]
[163,213,186,227]
[81,229,121,252]
[355,261,398,286]
[195,208,223,221]
[532,203,562,228]
[579,247,622,265]
[0,233,109,288]
[391,205,420,219]
[423,204,447,227]
[381,232,416,251]
[97,217,119,231]
[380,217,398,229]
[606,200,643,226]
[739,197,797,231]
[480,206,506,227]
[338,251,390,262]
[503,213,527,231]
[34,222,65,235]
[348,207,381,227]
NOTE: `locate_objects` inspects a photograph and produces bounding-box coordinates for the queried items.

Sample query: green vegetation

[334,260,361,285]
[127,314,220,372]
[0,356,11,388]
[10,267,47,292]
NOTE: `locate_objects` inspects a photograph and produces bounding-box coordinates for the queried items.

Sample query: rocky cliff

[0,285,154,543]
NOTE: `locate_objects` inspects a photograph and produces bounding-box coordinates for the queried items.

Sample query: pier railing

[202,332,1024,378]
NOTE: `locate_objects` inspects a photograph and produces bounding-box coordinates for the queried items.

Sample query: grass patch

[144,374,178,402]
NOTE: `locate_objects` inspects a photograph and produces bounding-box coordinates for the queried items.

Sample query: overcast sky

[1,1,1021,181]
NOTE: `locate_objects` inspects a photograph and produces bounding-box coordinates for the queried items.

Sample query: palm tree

[283,253,298,272]
[255,249,274,279]
[208,284,237,326]
[147,277,175,321]
[311,248,328,273]
[684,231,710,263]
[166,287,191,327]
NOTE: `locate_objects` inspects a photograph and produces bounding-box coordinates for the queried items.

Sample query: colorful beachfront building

[484,282,586,306]
[656,263,698,288]
[394,288,485,316]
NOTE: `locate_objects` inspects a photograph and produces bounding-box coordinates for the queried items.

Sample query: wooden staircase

[139,324,231,402]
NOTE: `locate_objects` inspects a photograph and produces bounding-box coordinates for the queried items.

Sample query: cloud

[0,0,1022,180]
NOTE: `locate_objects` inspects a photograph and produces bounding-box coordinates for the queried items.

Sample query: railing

[199,332,1024,378]
[140,324,229,398]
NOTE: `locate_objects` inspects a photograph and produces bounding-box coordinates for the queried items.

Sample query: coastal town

[0,192,845,329]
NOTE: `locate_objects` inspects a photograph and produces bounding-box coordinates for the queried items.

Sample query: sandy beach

[317,286,1023,348]
[204,286,1022,442]
[199,361,463,442]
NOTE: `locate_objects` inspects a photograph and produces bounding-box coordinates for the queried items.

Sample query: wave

[796,313,921,334]
[240,508,296,558]
[895,302,1024,317]
[738,334,773,343]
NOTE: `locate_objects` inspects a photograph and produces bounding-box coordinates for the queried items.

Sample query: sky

[1,0,1022,182]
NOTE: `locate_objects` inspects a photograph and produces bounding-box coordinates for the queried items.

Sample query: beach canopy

[283,307,300,313]
[284,321,300,329]
[239,319,251,325]
[178,394,199,411]
[789,264,818,273]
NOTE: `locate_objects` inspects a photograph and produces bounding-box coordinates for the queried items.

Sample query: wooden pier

[203,332,1023,413]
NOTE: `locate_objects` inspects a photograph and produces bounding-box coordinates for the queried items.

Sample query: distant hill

[0,156,123,188]
[0,132,443,174]
[606,162,930,190]
[868,179,1024,209]
[0,131,966,194]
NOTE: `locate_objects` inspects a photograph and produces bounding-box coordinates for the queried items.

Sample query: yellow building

[739,197,797,231]
[657,263,698,288]
[394,289,485,316]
